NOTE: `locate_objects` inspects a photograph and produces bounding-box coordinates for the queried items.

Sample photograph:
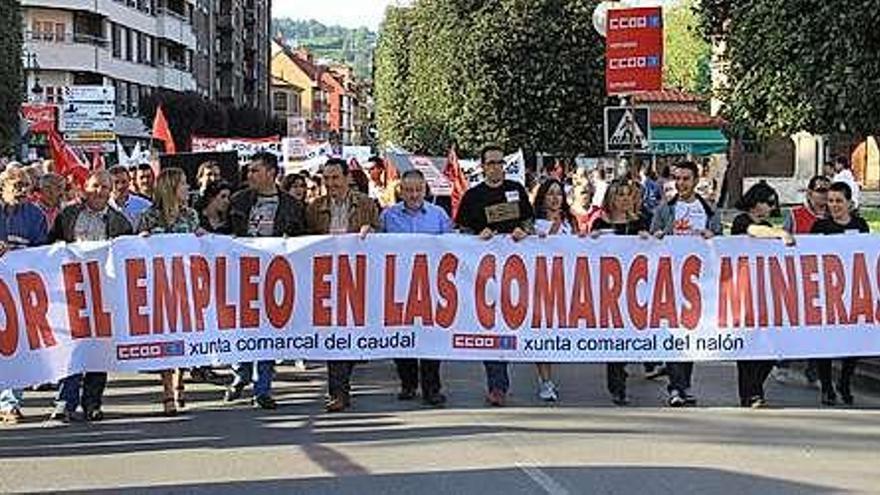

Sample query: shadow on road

[49,466,841,495]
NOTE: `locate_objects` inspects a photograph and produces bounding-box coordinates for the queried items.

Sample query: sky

[271,0,680,32]
[272,0,407,31]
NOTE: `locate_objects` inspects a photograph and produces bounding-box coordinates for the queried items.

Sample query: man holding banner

[306,158,380,413]
[49,170,133,422]
[379,169,453,407]
[226,152,306,410]
[651,161,722,407]
[455,145,534,407]
[0,167,49,424]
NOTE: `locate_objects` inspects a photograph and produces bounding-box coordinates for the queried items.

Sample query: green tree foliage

[664,0,711,95]
[374,6,413,150]
[696,0,880,139]
[272,18,377,79]
[0,1,23,155]
[375,0,606,157]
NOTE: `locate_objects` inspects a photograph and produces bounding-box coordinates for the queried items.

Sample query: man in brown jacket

[306,158,379,412]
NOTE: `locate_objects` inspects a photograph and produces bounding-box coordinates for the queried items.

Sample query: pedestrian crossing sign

[604,106,651,153]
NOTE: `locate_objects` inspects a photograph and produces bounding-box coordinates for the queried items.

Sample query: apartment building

[21,0,270,141]
[215,0,271,112]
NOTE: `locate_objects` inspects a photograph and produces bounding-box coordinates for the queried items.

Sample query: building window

[273,92,288,113]
[129,83,139,115]
[32,21,65,42]
[125,29,133,61]
[137,32,148,64]
[115,80,125,114]
[111,23,121,58]
[44,86,63,104]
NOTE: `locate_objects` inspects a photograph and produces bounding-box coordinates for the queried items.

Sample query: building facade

[215,0,271,112]
[270,40,369,144]
[21,0,270,143]
[270,40,329,141]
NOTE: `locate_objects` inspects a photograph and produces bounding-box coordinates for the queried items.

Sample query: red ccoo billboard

[605,7,664,95]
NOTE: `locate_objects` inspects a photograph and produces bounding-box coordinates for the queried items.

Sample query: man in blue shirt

[379,169,452,406]
[0,166,49,424]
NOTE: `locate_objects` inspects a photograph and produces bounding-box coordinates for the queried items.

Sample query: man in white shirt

[832,157,861,211]
[109,166,151,230]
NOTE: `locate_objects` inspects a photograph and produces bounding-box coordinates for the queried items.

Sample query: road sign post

[604,106,651,154]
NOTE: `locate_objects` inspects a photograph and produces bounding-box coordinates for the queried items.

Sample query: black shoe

[325,394,349,413]
[224,383,245,402]
[683,393,697,406]
[397,388,417,401]
[423,393,447,407]
[254,395,277,410]
[611,392,629,406]
[85,408,104,422]
[667,390,686,407]
[821,389,837,406]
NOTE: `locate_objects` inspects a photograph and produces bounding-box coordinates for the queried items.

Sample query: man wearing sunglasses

[455,145,534,407]
[777,175,830,386]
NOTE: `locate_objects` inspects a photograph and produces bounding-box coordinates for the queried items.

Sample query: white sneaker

[538,380,558,402]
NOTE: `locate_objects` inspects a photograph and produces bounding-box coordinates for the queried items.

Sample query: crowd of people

[0,146,871,424]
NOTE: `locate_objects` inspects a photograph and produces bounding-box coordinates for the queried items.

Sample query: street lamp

[31,77,43,102]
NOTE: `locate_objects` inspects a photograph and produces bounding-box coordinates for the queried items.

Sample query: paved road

[2,361,879,494]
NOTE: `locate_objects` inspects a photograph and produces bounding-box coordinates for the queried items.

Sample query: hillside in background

[272,18,377,79]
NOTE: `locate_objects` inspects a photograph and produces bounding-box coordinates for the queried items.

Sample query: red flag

[47,130,89,186]
[383,156,398,183]
[443,145,468,219]
[152,105,176,154]
[91,150,105,170]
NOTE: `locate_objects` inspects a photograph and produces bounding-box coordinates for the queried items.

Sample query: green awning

[650,127,728,156]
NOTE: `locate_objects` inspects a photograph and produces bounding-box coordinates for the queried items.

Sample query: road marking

[516,461,571,495]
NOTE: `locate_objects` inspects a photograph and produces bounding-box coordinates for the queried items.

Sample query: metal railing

[25,31,109,48]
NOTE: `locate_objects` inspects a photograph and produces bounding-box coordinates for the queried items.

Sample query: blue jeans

[232,361,274,397]
[57,373,107,412]
[483,361,509,393]
[0,388,23,412]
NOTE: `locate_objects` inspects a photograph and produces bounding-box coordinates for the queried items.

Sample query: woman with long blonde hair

[590,180,650,406]
[138,167,203,416]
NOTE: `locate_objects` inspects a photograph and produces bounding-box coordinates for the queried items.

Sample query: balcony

[156,8,197,49]
[22,0,94,10]
[157,63,197,92]
[24,31,109,73]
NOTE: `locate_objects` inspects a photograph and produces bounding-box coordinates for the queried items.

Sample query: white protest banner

[192,136,282,166]
[465,149,527,188]
[411,156,452,196]
[343,146,373,165]
[2,233,880,388]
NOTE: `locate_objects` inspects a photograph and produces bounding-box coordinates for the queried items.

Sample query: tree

[696,0,880,139]
[374,0,607,157]
[664,0,711,95]
[141,92,280,151]
[373,6,413,150]
[0,1,23,155]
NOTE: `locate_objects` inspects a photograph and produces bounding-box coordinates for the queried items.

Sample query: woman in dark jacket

[590,180,649,405]
[731,182,791,408]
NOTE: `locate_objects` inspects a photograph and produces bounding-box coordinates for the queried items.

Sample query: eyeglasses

[484,160,505,166]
